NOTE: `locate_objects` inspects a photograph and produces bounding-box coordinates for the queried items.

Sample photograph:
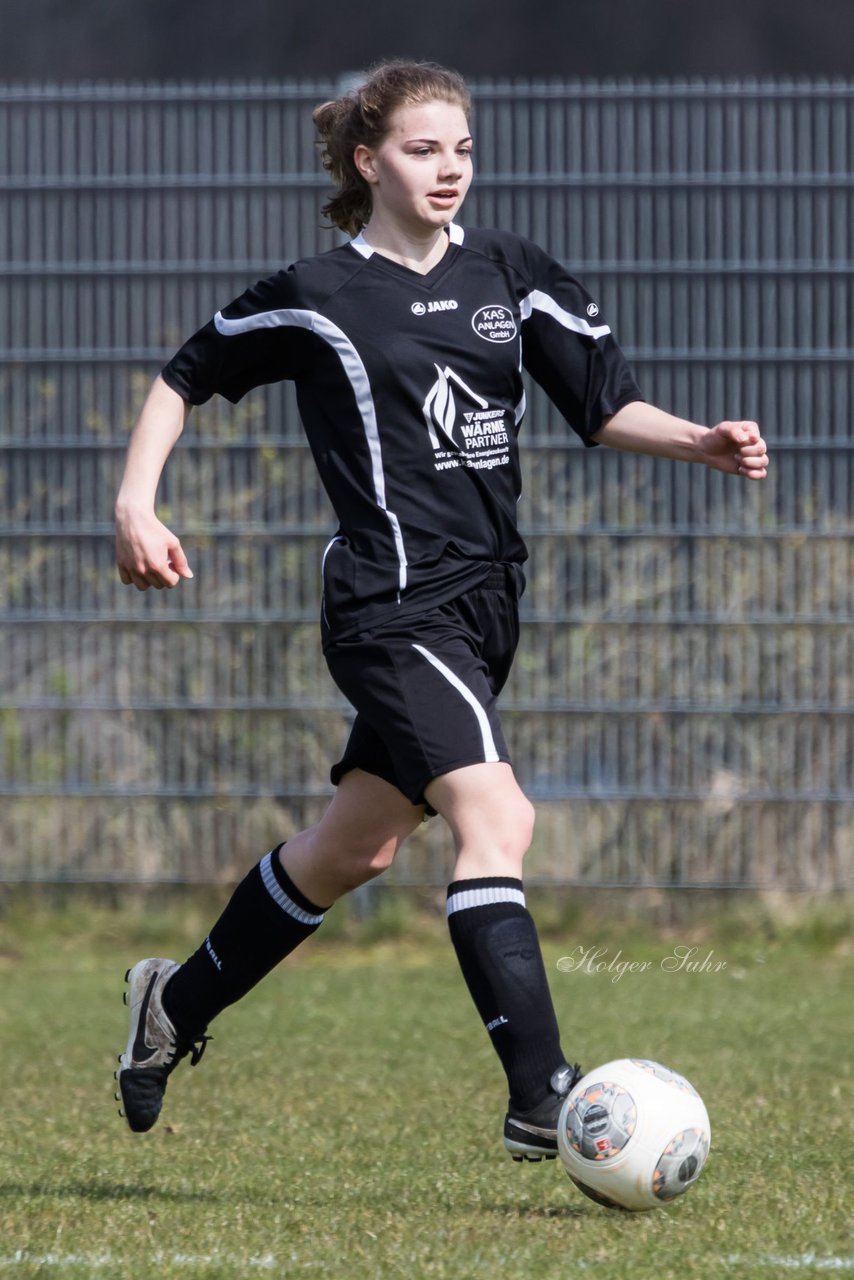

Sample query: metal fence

[2,79,853,888]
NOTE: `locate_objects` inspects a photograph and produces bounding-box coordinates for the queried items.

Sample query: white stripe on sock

[446,885,526,916]
[259,852,325,926]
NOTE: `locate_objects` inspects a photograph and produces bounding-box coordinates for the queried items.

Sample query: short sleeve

[161,269,316,405]
[517,241,643,445]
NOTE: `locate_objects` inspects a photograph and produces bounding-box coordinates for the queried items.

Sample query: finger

[168,540,194,580]
[146,564,179,589]
[721,420,761,445]
[160,557,189,588]
[118,566,133,586]
[126,554,181,589]
[128,563,171,591]
[738,451,769,469]
[735,459,768,479]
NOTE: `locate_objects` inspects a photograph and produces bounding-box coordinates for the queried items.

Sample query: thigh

[326,616,510,807]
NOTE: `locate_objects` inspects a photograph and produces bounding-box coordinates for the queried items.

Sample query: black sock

[164,845,328,1033]
[446,876,566,1112]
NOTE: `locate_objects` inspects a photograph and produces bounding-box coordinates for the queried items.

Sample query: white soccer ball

[557,1058,711,1211]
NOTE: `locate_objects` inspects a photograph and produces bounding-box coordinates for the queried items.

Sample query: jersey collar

[350,222,465,258]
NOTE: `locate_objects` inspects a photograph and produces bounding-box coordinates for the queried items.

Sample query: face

[355,99,473,235]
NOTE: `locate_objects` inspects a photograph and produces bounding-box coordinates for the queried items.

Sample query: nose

[438,150,462,180]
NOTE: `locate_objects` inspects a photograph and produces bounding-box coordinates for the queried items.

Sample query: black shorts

[325,565,521,807]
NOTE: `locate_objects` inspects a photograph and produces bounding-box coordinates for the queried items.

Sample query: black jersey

[162,224,641,641]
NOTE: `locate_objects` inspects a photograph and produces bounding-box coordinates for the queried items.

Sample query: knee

[322,822,416,895]
[352,831,400,882]
[504,792,536,860]
[464,789,535,864]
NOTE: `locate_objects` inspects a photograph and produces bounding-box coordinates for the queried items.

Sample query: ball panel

[652,1127,710,1201]
[565,1081,637,1161]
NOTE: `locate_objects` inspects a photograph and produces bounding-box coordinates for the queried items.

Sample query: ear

[354,143,378,184]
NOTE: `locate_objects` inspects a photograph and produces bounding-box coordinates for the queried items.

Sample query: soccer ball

[557,1058,711,1211]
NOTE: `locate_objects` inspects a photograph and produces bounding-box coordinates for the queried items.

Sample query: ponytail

[312,95,377,238]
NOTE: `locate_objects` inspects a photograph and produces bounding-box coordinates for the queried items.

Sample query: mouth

[428,189,458,203]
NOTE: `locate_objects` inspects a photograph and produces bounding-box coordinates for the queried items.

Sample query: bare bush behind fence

[1,79,853,888]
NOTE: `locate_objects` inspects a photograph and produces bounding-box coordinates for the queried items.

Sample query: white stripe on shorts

[411,643,500,764]
[259,851,325,926]
[446,885,527,916]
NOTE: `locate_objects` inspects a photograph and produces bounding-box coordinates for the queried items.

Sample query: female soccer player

[114,60,768,1156]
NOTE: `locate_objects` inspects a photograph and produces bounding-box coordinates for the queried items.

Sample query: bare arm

[592,400,769,480]
[115,375,194,590]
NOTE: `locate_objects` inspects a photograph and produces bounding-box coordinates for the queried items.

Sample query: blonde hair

[313,59,472,237]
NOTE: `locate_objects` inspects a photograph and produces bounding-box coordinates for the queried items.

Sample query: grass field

[1,890,852,1280]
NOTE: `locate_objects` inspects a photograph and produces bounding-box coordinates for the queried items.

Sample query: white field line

[0,1252,288,1270]
[724,1257,854,1272]
[2,1252,852,1272]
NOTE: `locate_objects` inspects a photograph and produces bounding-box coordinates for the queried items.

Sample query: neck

[359,220,450,275]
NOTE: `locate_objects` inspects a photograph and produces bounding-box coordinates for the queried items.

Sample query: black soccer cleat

[503,1062,583,1162]
[115,958,210,1133]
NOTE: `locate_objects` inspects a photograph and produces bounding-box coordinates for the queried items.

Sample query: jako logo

[412,299,458,315]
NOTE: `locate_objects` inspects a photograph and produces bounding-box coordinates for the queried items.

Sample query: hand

[698,421,769,480]
[116,508,193,591]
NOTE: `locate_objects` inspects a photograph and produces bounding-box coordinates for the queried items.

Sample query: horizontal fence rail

[1,79,853,888]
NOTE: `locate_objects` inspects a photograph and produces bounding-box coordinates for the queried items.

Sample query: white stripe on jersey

[411,643,500,764]
[520,289,611,341]
[446,884,526,916]
[214,306,408,594]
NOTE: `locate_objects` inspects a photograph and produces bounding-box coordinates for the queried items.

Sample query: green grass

[1,893,852,1279]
